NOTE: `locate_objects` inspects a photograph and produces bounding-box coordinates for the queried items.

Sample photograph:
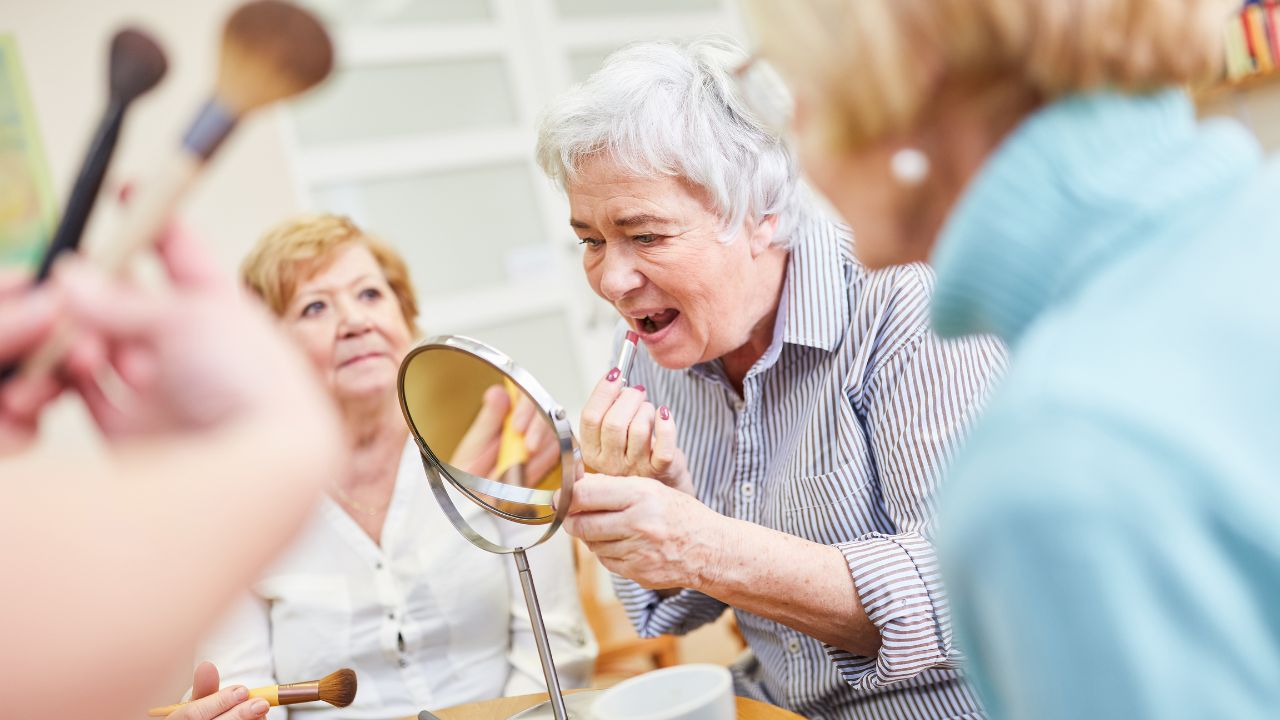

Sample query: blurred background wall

[3,0,749,460]
[5,0,1278,462]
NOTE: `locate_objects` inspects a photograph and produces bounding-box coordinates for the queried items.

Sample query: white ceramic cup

[590,663,735,720]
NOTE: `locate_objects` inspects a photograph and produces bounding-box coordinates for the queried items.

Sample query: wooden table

[415,690,804,720]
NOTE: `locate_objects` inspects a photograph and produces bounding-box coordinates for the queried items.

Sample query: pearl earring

[890,148,930,186]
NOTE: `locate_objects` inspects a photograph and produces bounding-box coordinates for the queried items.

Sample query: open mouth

[637,309,679,335]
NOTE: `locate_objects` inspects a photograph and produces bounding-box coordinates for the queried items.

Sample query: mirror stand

[513,547,568,719]
[399,336,607,720]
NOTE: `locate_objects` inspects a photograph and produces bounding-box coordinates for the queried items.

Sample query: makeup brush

[96,0,333,273]
[146,668,357,717]
[0,28,165,384]
[14,0,333,381]
[36,28,167,282]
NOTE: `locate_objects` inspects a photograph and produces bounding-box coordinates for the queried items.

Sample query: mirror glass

[400,344,563,524]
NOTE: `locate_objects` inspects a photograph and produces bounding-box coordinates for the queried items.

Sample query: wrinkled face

[568,157,775,369]
[282,244,413,402]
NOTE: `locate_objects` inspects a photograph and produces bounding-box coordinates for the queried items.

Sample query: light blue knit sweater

[930,90,1280,719]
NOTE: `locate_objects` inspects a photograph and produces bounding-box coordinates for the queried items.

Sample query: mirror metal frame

[397,334,576,554]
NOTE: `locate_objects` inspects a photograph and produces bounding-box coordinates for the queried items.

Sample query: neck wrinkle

[338,390,407,489]
[720,249,789,392]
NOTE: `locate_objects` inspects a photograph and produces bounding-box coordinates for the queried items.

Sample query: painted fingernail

[659,405,670,421]
[250,699,270,714]
[633,384,646,393]
[606,367,620,382]
[232,686,249,701]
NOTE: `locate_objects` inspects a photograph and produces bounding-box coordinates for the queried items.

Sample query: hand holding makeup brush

[0,27,165,386]
[54,221,322,439]
[150,663,357,717]
[14,0,333,384]
[164,663,269,720]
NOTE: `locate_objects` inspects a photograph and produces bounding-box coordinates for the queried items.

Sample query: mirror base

[508,690,606,720]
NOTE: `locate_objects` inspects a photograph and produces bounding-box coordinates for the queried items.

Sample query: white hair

[535,36,813,247]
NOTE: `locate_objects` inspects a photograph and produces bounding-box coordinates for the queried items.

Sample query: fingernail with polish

[250,699,270,714]
[659,405,670,421]
[606,367,620,382]
[633,384,645,393]
[232,686,249,701]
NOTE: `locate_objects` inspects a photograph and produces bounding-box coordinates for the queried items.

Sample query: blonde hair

[743,0,1232,151]
[241,213,420,333]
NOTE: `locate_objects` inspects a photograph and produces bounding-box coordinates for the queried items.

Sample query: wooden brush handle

[96,151,201,275]
[13,150,201,383]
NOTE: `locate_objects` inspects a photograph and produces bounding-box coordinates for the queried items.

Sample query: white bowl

[591,664,734,720]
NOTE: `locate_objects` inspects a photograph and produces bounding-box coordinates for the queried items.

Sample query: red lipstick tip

[625,330,639,344]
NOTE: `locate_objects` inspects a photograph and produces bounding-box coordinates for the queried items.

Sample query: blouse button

[740,483,754,497]
[787,638,801,654]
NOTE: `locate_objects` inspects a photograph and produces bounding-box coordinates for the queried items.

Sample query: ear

[747,214,780,258]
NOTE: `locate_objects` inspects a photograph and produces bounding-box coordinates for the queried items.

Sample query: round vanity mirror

[398,335,593,720]
[399,335,576,549]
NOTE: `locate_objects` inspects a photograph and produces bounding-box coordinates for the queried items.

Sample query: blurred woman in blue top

[740,1,1280,718]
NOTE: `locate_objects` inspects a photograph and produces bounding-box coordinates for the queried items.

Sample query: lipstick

[615,330,639,387]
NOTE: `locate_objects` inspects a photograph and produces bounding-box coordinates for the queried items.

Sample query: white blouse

[197,440,596,719]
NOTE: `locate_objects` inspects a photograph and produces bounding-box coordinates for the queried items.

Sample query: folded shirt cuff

[826,533,956,688]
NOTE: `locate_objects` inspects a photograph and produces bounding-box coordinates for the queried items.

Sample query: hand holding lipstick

[579,364,695,497]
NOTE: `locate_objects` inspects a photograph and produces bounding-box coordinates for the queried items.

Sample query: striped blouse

[613,219,1007,720]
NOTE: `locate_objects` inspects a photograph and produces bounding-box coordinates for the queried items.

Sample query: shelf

[1195,71,1280,103]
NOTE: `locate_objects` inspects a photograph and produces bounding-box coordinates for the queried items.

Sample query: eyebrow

[294,273,380,298]
[615,213,675,228]
[569,214,675,230]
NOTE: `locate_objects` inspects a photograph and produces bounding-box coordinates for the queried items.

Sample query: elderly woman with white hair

[537,38,1005,719]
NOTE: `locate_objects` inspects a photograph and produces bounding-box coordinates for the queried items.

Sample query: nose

[594,246,645,303]
[336,297,372,338]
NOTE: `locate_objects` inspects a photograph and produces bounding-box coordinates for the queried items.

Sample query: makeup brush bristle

[109,27,167,103]
[317,668,357,708]
[216,0,333,115]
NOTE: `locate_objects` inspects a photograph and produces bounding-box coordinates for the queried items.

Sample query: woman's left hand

[562,473,727,591]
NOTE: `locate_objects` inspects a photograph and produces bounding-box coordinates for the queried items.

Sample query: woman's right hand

[579,368,694,496]
[451,384,561,486]
[169,662,269,720]
[52,222,336,444]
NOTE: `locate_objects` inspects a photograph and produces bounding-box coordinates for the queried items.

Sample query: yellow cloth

[492,377,528,478]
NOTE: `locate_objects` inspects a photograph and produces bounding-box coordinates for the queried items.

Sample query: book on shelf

[1267,0,1280,67]
[1227,0,1280,82]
